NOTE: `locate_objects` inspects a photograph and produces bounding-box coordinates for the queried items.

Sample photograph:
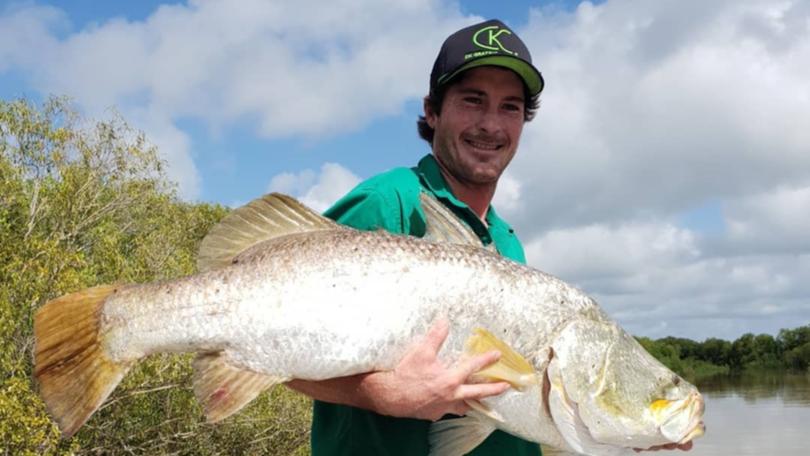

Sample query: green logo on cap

[472,25,516,55]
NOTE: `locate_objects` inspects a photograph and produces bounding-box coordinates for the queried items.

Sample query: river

[541,371,810,456]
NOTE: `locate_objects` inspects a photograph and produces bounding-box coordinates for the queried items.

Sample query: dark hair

[416,74,541,145]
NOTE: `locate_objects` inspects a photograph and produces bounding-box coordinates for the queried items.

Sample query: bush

[0,97,311,454]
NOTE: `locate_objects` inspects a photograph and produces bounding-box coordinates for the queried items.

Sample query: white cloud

[267,162,360,212]
[506,0,810,233]
[526,221,698,284]
[490,0,810,339]
[492,171,522,216]
[0,0,477,198]
[722,185,810,253]
[0,4,64,71]
[524,221,810,341]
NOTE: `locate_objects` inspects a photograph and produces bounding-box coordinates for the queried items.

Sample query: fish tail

[34,285,131,437]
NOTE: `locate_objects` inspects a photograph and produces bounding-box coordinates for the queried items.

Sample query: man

[289,19,543,455]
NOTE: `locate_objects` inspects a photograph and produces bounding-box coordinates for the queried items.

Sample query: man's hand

[360,319,511,421]
[286,319,511,421]
[634,441,693,452]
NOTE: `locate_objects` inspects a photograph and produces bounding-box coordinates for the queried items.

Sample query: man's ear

[423,96,438,129]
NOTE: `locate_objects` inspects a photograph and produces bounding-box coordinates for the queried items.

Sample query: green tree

[0,97,311,455]
[777,326,810,371]
[729,333,755,369]
[778,325,810,352]
[749,334,782,369]
[701,338,731,366]
[784,342,810,371]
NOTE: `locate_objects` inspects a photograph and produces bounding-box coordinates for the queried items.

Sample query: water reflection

[541,371,810,456]
[697,371,810,405]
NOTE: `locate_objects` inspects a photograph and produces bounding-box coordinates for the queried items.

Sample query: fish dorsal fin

[465,328,537,390]
[198,193,338,272]
[428,415,496,456]
[419,192,483,247]
[192,352,288,423]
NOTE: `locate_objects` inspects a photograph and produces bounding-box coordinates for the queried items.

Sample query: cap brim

[439,55,544,96]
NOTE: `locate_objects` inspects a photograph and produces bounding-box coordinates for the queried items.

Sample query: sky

[1,0,808,341]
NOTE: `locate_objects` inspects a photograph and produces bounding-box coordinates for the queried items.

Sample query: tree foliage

[638,325,810,382]
[0,97,311,455]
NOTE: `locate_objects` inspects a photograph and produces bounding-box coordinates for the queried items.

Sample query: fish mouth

[656,391,705,444]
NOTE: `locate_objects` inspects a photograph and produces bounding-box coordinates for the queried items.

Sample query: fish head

[545,319,705,454]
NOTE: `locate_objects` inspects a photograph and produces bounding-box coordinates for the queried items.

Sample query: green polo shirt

[312,154,540,456]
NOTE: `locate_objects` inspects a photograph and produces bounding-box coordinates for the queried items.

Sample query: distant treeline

[637,326,810,380]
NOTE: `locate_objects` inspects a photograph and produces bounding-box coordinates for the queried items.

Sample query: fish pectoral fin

[419,192,483,247]
[197,193,339,272]
[192,353,288,423]
[428,416,496,456]
[464,399,505,423]
[465,328,537,390]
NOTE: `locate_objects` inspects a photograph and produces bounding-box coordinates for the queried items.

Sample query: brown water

[541,371,810,456]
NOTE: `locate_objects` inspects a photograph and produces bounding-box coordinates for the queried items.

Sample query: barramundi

[34,193,704,455]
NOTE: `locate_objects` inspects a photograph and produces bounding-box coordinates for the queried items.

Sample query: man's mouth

[464,138,502,151]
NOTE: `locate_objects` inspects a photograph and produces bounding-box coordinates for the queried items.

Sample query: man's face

[426,66,526,187]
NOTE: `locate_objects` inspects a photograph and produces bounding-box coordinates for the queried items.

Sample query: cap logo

[472,25,516,56]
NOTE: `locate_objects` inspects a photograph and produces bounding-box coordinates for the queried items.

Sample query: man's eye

[503,103,523,112]
[464,97,483,105]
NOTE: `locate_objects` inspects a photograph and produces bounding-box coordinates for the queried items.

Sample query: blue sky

[2,0,809,340]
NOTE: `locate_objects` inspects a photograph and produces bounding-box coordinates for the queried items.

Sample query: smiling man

[288,19,544,455]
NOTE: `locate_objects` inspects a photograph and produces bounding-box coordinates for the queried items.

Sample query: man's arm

[287,319,510,421]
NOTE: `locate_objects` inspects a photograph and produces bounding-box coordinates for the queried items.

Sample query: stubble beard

[434,145,503,190]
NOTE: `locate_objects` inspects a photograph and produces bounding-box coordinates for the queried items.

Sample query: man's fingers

[456,381,511,401]
[447,402,471,419]
[456,349,502,380]
[633,440,693,452]
[677,441,693,451]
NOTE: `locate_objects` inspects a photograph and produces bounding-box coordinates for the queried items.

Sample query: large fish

[34,193,704,455]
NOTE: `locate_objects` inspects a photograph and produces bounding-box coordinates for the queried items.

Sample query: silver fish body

[104,228,582,378]
[34,194,704,455]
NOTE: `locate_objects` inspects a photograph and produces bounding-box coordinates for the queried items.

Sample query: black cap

[430,19,544,96]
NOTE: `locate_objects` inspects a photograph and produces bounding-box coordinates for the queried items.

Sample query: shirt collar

[414,154,516,242]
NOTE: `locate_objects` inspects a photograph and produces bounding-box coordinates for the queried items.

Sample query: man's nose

[475,107,501,134]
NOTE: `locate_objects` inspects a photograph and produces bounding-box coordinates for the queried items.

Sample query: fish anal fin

[197,193,339,272]
[465,328,537,390]
[34,285,131,437]
[192,353,287,423]
[419,193,483,247]
[428,415,496,456]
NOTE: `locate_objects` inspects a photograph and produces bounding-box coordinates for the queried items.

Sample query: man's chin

[461,171,501,187]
